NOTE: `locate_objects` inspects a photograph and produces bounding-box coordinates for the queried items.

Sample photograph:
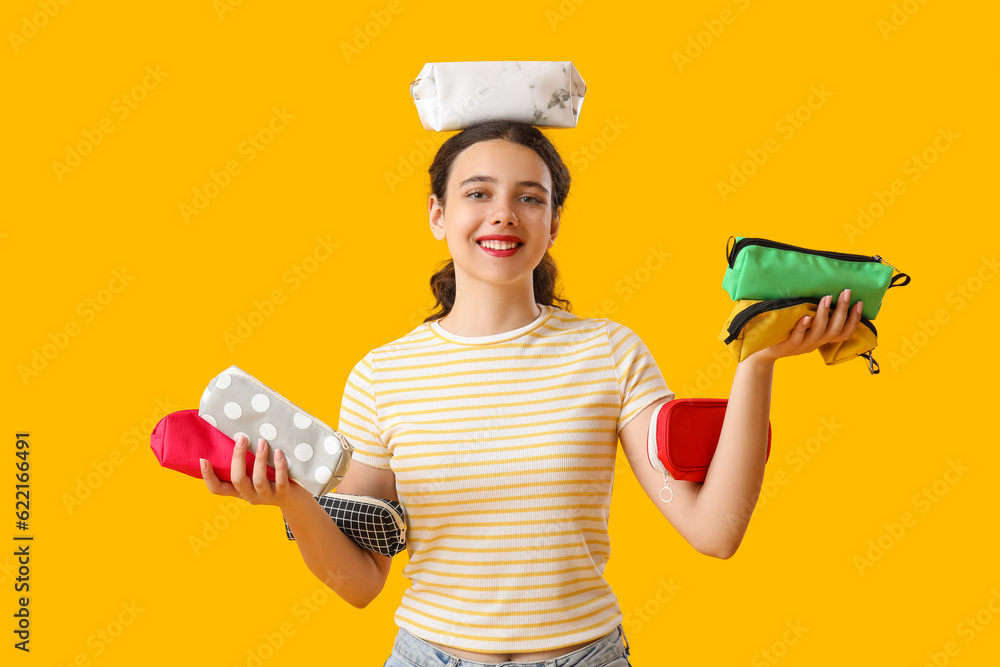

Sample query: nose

[489,202,518,225]
[489,207,518,225]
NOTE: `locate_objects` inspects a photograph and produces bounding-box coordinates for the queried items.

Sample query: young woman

[200,120,863,666]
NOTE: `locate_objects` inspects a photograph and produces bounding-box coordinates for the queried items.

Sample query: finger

[844,299,864,337]
[200,458,240,497]
[825,288,852,340]
[790,313,812,346]
[252,438,272,496]
[803,295,832,345]
[230,434,255,497]
[840,296,862,336]
[273,446,290,494]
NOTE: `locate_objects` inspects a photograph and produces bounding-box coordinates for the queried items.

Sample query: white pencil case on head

[198,365,353,497]
[410,61,586,131]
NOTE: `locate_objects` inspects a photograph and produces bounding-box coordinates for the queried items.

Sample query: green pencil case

[722,236,910,320]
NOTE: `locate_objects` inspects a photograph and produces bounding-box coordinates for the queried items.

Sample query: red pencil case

[150,409,275,483]
[646,398,772,500]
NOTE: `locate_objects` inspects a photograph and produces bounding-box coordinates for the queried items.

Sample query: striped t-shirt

[337,303,675,653]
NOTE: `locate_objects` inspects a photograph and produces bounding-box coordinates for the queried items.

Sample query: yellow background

[4,0,998,664]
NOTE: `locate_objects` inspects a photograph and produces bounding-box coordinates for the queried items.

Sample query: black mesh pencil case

[284,493,407,557]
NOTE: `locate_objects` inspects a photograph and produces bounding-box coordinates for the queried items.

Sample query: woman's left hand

[745,289,863,364]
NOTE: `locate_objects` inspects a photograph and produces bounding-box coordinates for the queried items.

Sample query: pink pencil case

[150,409,276,483]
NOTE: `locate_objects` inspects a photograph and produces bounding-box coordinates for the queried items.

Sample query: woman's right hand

[200,434,314,513]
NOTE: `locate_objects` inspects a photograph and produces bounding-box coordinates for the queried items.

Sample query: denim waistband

[389,624,630,667]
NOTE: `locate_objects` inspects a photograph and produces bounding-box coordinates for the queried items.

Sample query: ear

[548,207,561,247]
[428,194,446,240]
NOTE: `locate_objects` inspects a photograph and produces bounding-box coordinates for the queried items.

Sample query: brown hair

[423,120,572,323]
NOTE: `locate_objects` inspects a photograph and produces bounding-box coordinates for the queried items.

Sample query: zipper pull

[659,471,674,503]
[873,255,899,272]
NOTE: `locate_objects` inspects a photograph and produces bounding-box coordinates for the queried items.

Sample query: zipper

[861,351,880,375]
[646,402,674,503]
[646,401,665,473]
[222,366,351,454]
[725,297,877,344]
[872,255,899,272]
[334,493,407,536]
[727,237,885,269]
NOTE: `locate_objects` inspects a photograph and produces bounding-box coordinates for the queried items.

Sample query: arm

[619,359,771,559]
[201,435,397,609]
[282,348,398,606]
[280,460,398,609]
[620,289,863,558]
[282,462,398,609]
[619,398,719,558]
[692,355,773,558]
[279,494,385,609]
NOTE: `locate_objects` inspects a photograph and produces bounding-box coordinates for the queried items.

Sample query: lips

[476,240,524,247]
[477,239,524,257]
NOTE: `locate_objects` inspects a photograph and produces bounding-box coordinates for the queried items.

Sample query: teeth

[478,240,521,250]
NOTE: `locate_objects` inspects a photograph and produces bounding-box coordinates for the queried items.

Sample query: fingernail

[824,295,832,307]
[803,316,812,326]
[199,458,208,470]
[257,439,266,453]
[235,435,244,448]
[275,448,283,462]
[843,288,851,302]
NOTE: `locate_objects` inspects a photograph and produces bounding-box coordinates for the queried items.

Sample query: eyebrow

[457,175,549,195]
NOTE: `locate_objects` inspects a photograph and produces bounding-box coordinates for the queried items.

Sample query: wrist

[279,486,316,519]
[741,352,776,373]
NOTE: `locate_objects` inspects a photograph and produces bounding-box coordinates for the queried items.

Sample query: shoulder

[550,306,639,335]
[364,320,443,368]
[543,307,650,351]
[545,305,614,334]
[600,317,645,346]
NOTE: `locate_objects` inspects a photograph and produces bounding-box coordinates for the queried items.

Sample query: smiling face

[428,139,560,293]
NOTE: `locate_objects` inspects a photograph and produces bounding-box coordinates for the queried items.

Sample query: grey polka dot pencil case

[198,365,352,497]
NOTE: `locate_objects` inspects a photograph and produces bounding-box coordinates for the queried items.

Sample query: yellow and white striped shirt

[337,304,674,653]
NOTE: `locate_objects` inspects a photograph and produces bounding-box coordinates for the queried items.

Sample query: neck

[437,281,542,337]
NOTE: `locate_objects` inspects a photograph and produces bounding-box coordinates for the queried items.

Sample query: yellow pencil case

[720,297,880,374]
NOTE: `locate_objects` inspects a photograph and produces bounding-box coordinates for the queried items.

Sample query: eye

[466,190,488,200]
[521,195,544,204]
